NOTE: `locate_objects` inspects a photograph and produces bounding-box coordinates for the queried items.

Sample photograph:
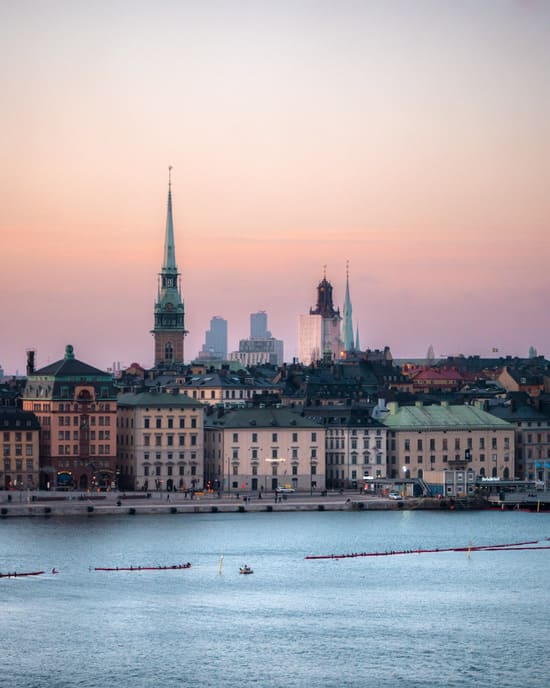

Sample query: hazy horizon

[1,0,548,375]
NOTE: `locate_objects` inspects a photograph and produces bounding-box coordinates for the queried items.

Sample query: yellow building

[117,391,203,492]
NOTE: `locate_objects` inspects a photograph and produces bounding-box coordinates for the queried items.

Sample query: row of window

[402,437,508,451]
[328,438,383,450]
[57,403,112,412]
[327,454,383,465]
[57,445,112,455]
[143,434,198,447]
[143,465,197,477]
[400,453,510,464]
[231,432,318,443]
[2,431,35,442]
[3,445,34,457]
[142,417,198,429]
[231,447,318,460]
[3,460,35,471]
[58,430,111,441]
[58,416,111,426]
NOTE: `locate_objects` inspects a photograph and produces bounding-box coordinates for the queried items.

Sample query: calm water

[1,510,550,688]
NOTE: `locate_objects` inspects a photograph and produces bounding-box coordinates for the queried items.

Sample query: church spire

[152,168,186,368]
[163,166,177,272]
[343,261,354,352]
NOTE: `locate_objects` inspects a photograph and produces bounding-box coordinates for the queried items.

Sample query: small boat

[94,563,191,572]
[239,565,253,575]
[0,571,45,579]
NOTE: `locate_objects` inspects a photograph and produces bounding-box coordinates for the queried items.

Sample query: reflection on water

[1,510,549,687]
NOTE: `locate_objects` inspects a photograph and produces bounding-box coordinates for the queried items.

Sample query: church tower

[152,168,186,367]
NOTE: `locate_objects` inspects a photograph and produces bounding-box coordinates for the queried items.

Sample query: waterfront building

[382,401,515,481]
[325,414,388,489]
[152,170,186,368]
[0,408,40,490]
[204,406,325,493]
[488,398,550,486]
[22,345,118,490]
[117,390,203,492]
[298,273,342,365]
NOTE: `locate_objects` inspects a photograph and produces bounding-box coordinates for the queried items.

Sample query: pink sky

[1,0,549,374]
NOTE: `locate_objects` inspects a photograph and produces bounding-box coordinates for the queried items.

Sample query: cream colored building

[117,391,203,492]
[382,401,515,481]
[326,418,388,489]
[204,407,325,493]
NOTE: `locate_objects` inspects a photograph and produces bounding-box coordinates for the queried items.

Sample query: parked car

[275,487,295,494]
[388,491,403,500]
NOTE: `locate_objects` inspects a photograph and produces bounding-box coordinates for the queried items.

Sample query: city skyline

[1,0,549,375]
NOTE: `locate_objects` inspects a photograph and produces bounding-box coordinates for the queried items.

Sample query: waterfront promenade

[0,489,484,518]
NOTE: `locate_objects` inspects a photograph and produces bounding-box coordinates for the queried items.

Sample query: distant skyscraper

[298,271,342,365]
[229,311,283,366]
[250,311,271,339]
[200,316,228,359]
[152,168,186,367]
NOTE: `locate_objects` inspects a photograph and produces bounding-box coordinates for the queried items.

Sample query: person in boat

[51,568,59,575]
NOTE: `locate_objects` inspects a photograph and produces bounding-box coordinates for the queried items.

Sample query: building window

[311,432,317,442]
[179,417,185,428]
[292,433,298,443]
[233,433,239,443]
[252,433,258,443]
[144,418,150,429]
[417,439,423,451]
[156,418,162,429]
[404,439,410,451]
[272,433,278,443]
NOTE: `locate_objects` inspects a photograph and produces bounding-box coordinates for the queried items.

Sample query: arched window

[164,342,173,362]
[417,469,423,479]
[503,467,510,479]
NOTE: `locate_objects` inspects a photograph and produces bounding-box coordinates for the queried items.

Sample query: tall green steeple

[343,262,354,353]
[152,168,186,367]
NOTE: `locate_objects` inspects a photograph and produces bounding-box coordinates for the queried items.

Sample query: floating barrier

[0,570,45,579]
[305,538,550,560]
[94,563,191,572]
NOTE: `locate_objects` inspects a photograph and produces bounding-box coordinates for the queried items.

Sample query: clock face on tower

[165,303,174,312]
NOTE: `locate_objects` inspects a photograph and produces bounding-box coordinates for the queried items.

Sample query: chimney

[26,349,35,376]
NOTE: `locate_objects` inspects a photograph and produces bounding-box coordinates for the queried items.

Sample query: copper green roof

[382,403,513,430]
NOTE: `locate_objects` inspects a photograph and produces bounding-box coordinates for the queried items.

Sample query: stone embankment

[0,491,487,518]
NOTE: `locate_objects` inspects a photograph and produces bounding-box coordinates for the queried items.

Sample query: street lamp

[227,456,230,496]
[402,466,409,496]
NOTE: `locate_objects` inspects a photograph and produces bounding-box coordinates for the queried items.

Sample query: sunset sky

[1,0,549,375]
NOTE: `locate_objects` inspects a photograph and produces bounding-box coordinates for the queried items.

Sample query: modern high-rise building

[152,169,186,368]
[298,272,342,365]
[229,311,283,366]
[200,316,228,359]
[250,311,270,339]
